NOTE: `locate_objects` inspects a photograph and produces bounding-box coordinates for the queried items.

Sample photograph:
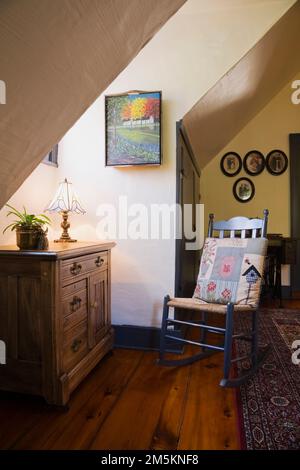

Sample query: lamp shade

[45,178,85,214]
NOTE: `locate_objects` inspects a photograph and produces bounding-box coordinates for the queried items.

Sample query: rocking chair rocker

[158,209,270,387]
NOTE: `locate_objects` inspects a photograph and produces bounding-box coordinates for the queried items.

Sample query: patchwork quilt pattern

[193,237,268,307]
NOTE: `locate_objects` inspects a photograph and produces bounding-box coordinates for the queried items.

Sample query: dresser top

[0,240,116,259]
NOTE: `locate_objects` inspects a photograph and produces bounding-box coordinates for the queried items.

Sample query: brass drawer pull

[70,262,82,276]
[71,338,82,353]
[69,296,82,313]
[95,256,105,267]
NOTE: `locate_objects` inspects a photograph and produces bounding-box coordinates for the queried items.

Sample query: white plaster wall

[0,0,294,327]
[0,163,58,244]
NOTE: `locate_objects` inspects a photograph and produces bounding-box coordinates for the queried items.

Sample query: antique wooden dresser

[0,241,115,405]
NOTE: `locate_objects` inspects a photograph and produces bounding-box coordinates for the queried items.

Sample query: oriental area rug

[235,308,300,450]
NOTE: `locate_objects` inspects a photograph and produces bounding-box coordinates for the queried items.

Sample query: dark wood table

[265,235,297,307]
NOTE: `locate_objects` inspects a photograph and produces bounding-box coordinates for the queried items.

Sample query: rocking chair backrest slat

[208,209,269,239]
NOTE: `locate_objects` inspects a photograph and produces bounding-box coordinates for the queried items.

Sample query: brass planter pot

[16,227,39,250]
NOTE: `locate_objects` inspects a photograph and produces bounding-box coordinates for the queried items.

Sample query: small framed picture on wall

[42,144,59,167]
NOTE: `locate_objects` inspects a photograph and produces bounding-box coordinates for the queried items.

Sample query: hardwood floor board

[150,363,191,450]
[263,299,300,309]
[2,303,299,450]
[11,350,142,450]
[47,350,144,449]
[89,352,190,450]
[177,318,240,450]
[177,351,239,450]
[0,323,249,451]
[0,392,57,449]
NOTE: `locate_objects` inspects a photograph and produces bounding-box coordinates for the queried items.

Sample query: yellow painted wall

[201,75,300,285]
[201,75,300,236]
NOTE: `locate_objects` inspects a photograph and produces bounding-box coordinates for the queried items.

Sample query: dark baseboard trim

[282,285,292,299]
[262,285,292,301]
[113,288,292,352]
[113,324,183,353]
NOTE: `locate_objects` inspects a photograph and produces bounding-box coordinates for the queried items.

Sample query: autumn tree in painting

[131,97,147,122]
[107,94,160,129]
[121,102,132,122]
[144,98,160,121]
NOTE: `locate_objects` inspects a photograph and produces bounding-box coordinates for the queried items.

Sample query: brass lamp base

[54,238,77,243]
[54,210,77,243]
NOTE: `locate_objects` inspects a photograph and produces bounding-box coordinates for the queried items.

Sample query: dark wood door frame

[290,133,300,293]
[175,120,201,298]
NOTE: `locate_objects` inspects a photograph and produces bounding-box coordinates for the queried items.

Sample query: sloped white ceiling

[0,0,186,208]
[183,0,300,169]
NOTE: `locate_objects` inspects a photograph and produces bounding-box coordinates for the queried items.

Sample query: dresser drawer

[63,321,88,373]
[61,288,87,318]
[62,279,87,298]
[63,309,87,331]
[61,252,108,281]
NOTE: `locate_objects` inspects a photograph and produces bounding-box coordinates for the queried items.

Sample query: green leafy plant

[3,204,51,234]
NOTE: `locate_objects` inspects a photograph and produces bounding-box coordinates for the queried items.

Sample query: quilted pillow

[193,237,268,308]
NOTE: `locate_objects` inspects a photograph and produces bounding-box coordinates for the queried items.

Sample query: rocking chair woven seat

[167,297,253,314]
[158,209,271,387]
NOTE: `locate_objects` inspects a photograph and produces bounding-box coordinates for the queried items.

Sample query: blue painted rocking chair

[158,209,270,387]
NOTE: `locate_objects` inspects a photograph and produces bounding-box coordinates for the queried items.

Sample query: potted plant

[3,204,51,250]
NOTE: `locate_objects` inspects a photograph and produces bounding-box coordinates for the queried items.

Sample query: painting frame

[243,150,265,176]
[42,144,59,168]
[105,90,162,167]
[220,151,242,177]
[266,149,288,176]
[233,177,255,203]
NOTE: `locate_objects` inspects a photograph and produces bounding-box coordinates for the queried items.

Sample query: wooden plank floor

[0,343,240,450]
[2,298,295,450]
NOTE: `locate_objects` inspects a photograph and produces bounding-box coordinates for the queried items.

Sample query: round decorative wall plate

[233,177,255,203]
[220,152,242,177]
[266,150,288,175]
[243,150,265,176]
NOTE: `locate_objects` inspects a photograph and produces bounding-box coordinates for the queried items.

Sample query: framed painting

[42,144,58,167]
[105,90,162,166]
[220,152,242,177]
